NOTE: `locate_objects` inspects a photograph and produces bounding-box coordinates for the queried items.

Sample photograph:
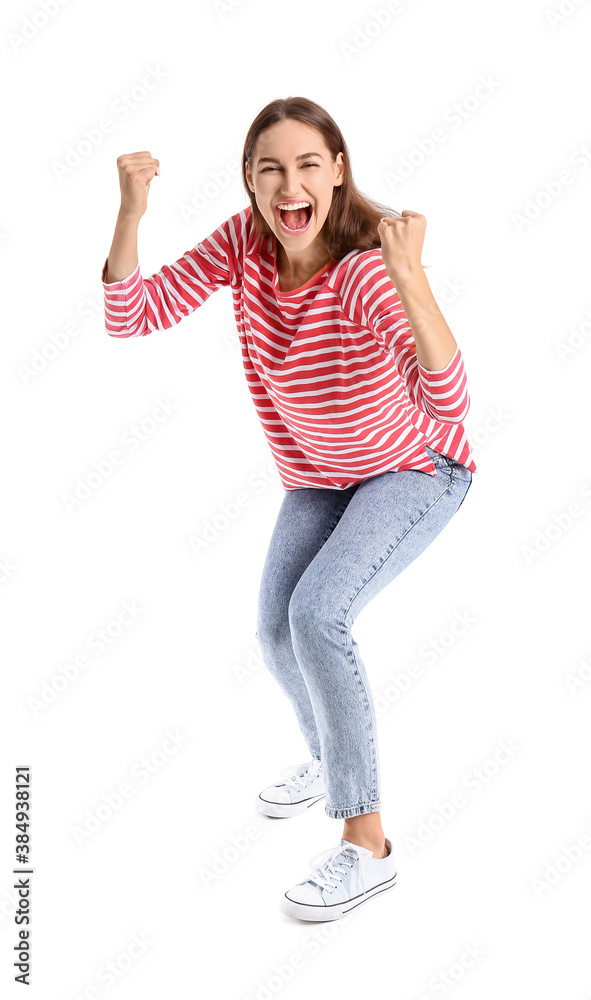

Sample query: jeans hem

[325,801,381,819]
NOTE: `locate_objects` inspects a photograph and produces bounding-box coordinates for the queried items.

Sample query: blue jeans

[255,446,473,820]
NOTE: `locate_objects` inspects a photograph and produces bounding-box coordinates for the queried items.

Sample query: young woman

[102,96,476,922]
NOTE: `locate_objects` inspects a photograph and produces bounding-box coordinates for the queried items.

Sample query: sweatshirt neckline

[274,256,338,296]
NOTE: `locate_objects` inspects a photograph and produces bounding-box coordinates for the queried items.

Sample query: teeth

[277,202,310,211]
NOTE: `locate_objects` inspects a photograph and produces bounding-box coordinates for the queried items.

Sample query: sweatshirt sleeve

[101,215,238,338]
[339,251,470,424]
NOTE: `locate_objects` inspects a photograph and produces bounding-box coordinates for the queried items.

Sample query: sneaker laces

[305,842,367,895]
[278,759,322,791]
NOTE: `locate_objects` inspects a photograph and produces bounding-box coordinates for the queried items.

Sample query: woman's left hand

[378,210,426,281]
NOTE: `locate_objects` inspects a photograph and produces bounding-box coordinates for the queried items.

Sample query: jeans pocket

[425,446,452,476]
[449,458,472,484]
[427,446,471,482]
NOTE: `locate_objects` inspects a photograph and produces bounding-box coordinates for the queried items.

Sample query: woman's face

[245,119,344,254]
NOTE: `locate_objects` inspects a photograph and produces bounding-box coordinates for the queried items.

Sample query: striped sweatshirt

[101,205,477,490]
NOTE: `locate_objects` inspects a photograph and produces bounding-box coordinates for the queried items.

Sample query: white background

[2,0,591,996]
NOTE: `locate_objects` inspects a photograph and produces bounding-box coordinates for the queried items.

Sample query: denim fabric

[255,447,473,820]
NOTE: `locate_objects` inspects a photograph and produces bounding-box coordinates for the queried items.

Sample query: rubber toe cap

[286,882,325,905]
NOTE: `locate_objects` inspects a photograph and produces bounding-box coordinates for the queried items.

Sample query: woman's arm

[338,252,470,424]
[389,268,457,373]
[103,209,140,284]
[104,151,158,283]
[378,210,457,371]
[101,213,238,339]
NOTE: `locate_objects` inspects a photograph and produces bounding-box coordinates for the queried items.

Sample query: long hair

[241,96,406,262]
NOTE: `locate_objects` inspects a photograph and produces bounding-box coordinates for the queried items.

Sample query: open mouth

[275,203,313,234]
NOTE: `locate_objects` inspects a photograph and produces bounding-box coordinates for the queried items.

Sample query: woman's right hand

[116,151,160,219]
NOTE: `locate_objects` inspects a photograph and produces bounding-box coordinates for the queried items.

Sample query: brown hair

[241,96,403,262]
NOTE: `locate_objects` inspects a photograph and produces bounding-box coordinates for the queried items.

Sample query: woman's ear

[245,160,253,192]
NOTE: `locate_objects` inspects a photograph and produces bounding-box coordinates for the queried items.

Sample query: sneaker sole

[279,873,397,921]
[255,792,326,818]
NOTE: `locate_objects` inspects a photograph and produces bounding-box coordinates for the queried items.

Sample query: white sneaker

[280,836,397,921]
[256,759,325,818]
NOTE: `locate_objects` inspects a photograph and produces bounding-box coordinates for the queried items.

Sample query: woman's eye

[261,164,318,172]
